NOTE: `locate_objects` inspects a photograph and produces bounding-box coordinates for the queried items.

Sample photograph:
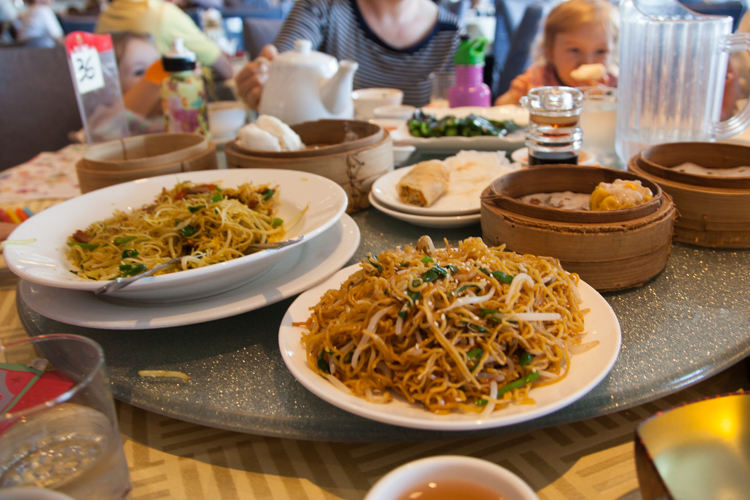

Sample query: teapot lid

[274,39,337,68]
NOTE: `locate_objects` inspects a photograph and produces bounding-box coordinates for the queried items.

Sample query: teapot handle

[714,33,750,139]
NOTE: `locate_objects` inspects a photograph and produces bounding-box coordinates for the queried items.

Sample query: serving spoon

[94,236,304,296]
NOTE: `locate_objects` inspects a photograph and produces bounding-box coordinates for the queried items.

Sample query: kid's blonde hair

[541,0,619,61]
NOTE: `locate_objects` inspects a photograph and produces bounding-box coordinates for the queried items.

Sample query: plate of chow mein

[279,237,621,430]
[4,169,347,302]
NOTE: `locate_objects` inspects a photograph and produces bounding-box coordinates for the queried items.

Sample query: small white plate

[511,147,598,165]
[368,192,481,228]
[390,106,528,153]
[279,264,621,431]
[18,215,359,330]
[371,156,519,216]
[5,169,348,302]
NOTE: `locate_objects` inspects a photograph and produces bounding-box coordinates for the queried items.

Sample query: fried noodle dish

[299,236,595,415]
[67,181,286,280]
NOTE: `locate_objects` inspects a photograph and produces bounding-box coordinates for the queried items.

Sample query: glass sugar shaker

[520,86,583,165]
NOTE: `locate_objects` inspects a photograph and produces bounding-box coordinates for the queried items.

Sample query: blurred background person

[14,0,63,46]
[95,0,233,79]
[236,0,461,109]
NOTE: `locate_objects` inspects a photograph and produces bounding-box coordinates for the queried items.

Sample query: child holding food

[495,0,618,106]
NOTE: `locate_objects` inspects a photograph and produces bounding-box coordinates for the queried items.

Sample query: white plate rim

[368,192,481,228]
[18,214,360,330]
[279,264,622,431]
[4,169,348,300]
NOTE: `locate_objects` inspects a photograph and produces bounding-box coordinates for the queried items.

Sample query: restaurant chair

[0,46,81,170]
[242,16,283,60]
[491,1,548,99]
[57,14,98,34]
[680,0,745,31]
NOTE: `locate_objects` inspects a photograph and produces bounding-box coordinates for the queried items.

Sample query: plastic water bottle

[160,38,210,138]
[447,36,491,108]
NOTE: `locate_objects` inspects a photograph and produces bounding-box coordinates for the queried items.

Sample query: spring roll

[397,160,450,207]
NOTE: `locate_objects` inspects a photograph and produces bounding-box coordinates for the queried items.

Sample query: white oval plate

[18,214,359,330]
[4,169,348,302]
[279,264,621,431]
[389,106,528,153]
[371,155,519,216]
[368,192,481,228]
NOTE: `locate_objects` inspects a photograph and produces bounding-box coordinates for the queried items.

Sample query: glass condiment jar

[520,86,583,165]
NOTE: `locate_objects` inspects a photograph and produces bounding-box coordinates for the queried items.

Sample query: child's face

[119,37,160,94]
[547,23,611,87]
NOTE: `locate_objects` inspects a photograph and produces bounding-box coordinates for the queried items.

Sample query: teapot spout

[321,60,359,117]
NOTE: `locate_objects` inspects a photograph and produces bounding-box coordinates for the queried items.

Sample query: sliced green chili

[497,371,541,397]
[121,248,139,259]
[67,242,99,250]
[113,236,136,246]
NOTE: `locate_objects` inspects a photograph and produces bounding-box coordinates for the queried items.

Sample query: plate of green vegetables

[389,106,529,153]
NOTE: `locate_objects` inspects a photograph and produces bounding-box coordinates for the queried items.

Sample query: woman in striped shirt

[236,0,461,108]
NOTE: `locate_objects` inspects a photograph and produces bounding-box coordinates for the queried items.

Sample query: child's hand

[495,73,533,106]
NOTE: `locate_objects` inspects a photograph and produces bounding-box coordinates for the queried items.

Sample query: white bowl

[352,88,403,120]
[4,169,348,302]
[208,101,248,140]
[392,145,416,166]
[365,456,539,500]
[373,104,416,120]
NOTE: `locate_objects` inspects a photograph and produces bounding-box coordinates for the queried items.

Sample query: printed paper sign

[70,44,105,95]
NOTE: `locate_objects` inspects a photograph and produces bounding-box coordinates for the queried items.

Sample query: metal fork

[94,236,304,296]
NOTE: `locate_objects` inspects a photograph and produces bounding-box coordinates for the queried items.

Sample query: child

[495,0,618,106]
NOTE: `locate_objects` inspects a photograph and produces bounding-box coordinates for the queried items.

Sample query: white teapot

[258,40,359,125]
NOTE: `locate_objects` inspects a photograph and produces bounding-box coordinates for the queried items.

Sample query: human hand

[235,45,279,109]
[721,62,739,121]
[494,73,532,106]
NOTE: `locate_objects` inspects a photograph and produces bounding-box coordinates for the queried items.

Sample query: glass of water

[0,334,131,499]
[579,87,618,168]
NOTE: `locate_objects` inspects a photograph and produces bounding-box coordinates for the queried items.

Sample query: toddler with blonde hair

[495,0,618,105]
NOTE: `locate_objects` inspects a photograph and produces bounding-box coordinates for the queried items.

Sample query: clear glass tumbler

[428,71,455,108]
[579,87,618,167]
[0,334,131,499]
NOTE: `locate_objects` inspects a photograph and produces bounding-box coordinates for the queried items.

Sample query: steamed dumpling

[255,115,305,151]
[238,123,282,152]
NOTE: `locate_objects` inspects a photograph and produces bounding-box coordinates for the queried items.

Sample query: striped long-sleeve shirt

[273,0,461,107]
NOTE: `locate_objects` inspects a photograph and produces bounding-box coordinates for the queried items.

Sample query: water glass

[0,334,131,499]
[428,71,455,108]
[579,87,618,166]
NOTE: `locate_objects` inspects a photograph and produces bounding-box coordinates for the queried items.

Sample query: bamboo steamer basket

[628,142,750,248]
[81,133,209,172]
[77,142,218,194]
[232,119,384,158]
[226,121,393,213]
[481,165,676,292]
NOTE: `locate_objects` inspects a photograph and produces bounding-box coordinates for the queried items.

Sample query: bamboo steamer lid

[628,142,750,248]
[226,127,393,213]
[481,165,676,292]
[77,142,218,193]
[81,133,209,172]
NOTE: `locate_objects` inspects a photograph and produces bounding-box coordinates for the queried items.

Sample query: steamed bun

[237,115,305,152]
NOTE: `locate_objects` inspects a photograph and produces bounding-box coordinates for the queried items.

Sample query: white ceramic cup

[365,455,539,500]
[352,88,404,120]
[373,104,416,120]
[208,101,248,140]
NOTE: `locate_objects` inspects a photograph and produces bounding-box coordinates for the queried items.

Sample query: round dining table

[2,142,750,499]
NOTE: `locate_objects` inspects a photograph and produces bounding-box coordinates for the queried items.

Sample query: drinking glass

[0,334,131,499]
[428,71,455,108]
[579,87,618,167]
